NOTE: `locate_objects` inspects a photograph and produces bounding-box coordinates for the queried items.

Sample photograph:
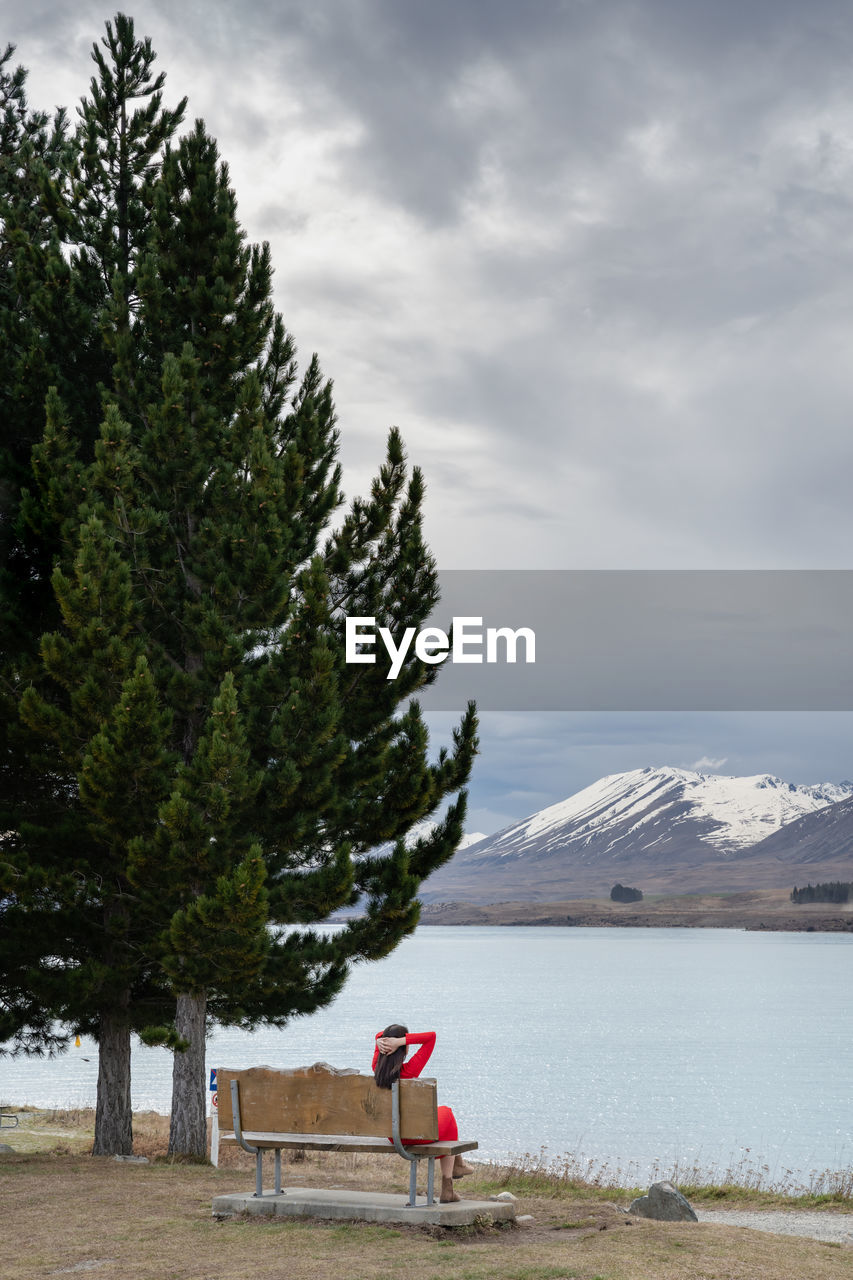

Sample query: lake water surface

[3,927,851,1187]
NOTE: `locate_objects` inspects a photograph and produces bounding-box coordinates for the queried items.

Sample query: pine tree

[0,44,100,1064]
[11,67,477,1160]
[0,17,186,1154]
[111,121,477,1156]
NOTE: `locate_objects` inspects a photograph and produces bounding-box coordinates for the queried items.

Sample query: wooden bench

[217,1063,478,1207]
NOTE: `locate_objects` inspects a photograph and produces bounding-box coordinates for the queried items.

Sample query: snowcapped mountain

[737,792,853,865]
[421,766,853,901]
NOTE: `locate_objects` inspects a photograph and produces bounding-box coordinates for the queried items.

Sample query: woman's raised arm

[399,1030,436,1077]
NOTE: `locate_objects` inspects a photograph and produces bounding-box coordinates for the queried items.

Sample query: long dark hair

[374,1023,408,1090]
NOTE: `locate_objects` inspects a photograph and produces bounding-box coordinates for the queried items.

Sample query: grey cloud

[15,2,853,571]
[427,710,853,834]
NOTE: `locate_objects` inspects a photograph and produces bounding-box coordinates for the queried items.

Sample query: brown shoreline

[418,888,853,931]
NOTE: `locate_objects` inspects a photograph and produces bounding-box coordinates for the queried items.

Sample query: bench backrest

[216,1063,439,1141]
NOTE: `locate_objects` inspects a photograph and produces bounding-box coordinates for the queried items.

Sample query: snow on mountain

[397,821,485,851]
[438,766,853,871]
[736,791,853,865]
[517,767,849,854]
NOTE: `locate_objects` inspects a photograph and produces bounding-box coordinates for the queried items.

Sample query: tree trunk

[92,1007,133,1156]
[168,989,208,1158]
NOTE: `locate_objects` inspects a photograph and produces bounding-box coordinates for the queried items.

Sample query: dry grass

[421,887,853,931]
[481,1147,853,1210]
[3,1111,853,1279]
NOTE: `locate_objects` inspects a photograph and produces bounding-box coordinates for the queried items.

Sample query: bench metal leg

[274,1148,282,1195]
[426,1156,435,1206]
[231,1078,269,1199]
[392,1080,420,1208]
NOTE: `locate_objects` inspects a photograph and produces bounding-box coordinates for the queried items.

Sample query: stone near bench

[629,1180,698,1222]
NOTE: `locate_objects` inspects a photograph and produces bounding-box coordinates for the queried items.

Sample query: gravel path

[696,1208,853,1245]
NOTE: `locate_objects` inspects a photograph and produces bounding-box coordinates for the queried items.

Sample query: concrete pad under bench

[212,1186,517,1227]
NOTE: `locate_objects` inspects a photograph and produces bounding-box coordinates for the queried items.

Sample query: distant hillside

[737,793,853,864]
[421,766,853,901]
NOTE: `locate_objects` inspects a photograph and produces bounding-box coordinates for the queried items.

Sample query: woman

[373,1023,473,1204]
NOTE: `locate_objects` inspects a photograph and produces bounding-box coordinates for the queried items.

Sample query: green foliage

[0,19,186,1069]
[71,12,187,324]
[790,881,853,905]
[610,883,643,903]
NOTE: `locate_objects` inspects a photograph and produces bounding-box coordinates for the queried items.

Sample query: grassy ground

[3,1110,853,1280]
[419,888,853,931]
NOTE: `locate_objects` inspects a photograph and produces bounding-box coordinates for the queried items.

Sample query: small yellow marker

[74,1035,81,1047]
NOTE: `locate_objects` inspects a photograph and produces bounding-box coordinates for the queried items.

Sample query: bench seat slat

[219,1131,478,1158]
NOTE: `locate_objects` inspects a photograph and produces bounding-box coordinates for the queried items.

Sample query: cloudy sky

[13,1,853,831]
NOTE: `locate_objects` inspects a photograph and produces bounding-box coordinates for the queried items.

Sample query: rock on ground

[629,1180,698,1222]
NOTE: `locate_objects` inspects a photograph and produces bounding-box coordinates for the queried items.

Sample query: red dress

[372,1030,458,1141]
